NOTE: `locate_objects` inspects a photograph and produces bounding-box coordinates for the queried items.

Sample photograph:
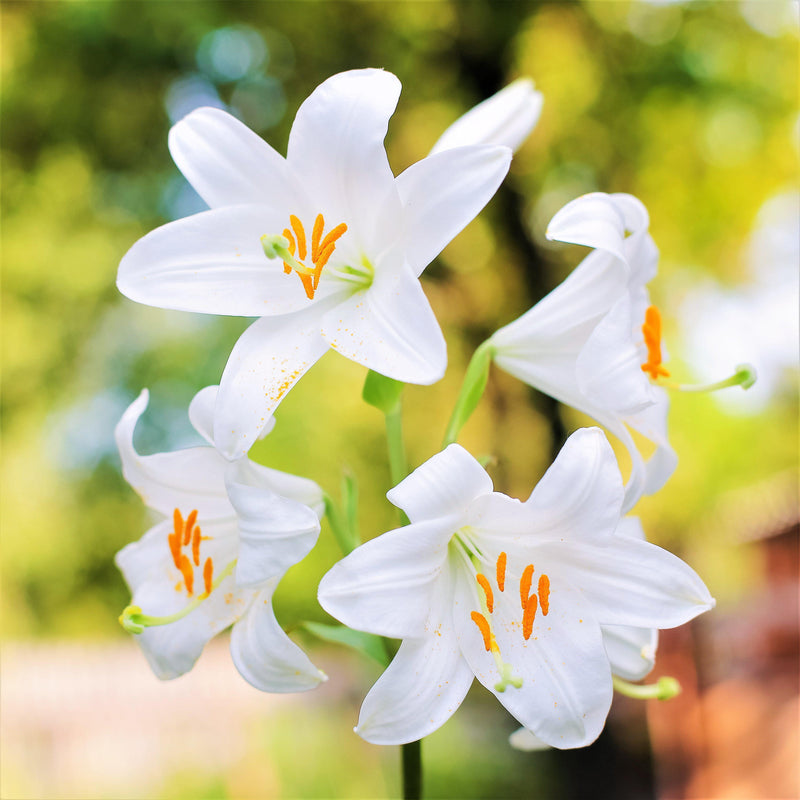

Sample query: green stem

[612,675,681,700]
[442,340,495,448]
[323,492,358,556]
[385,401,410,526]
[402,739,422,800]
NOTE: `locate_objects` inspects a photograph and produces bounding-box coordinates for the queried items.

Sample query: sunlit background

[1,1,797,798]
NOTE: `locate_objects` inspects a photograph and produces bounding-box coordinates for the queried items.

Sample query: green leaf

[362,369,404,414]
[442,340,495,446]
[303,621,390,666]
[341,467,359,545]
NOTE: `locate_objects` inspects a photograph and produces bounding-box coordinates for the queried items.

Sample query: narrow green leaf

[303,621,389,666]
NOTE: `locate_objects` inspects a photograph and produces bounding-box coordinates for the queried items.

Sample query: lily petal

[602,624,658,682]
[455,567,613,749]
[226,459,321,588]
[318,515,457,638]
[387,443,493,524]
[213,307,330,460]
[536,537,715,629]
[168,106,299,209]
[624,388,677,496]
[230,578,326,692]
[116,390,233,519]
[320,263,446,385]
[430,79,543,155]
[509,727,552,751]
[546,193,629,264]
[287,69,403,256]
[190,385,276,446]
[117,205,334,317]
[395,144,512,276]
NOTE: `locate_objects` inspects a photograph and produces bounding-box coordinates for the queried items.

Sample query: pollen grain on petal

[496,552,507,592]
[476,573,494,613]
[522,593,538,640]
[538,574,551,616]
[470,611,493,652]
[520,563,534,610]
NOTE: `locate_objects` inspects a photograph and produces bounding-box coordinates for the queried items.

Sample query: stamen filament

[662,363,757,393]
[118,559,237,634]
[612,675,681,700]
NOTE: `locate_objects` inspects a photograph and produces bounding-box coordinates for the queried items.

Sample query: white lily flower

[117,68,512,459]
[318,429,713,748]
[430,78,543,155]
[489,192,677,511]
[115,388,326,692]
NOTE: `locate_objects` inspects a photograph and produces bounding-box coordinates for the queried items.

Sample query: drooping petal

[546,193,629,264]
[225,458,321,588]
[115,390,233,519]
[356,633,474,745]
[576,295,658,416]
[318,515,458,638]
[509,727,552,752]
[395,144,512,276]
[535,537,715,629]
[189,385,276,446]
[117,205,340,317]
[213,307,330,460]
[524,428,624,543]
[320,262,446,385]
[287,69,403,256]
[230,578,326,692]
[387,444,493,524]
[454,565,613,749]
[601,624,658,681]
[168,106,300,210]
[430,78,543,155]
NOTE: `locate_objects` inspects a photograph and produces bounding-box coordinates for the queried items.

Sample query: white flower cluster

[115,69,716,751]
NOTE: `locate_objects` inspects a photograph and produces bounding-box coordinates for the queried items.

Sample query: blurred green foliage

[1,0,797,796]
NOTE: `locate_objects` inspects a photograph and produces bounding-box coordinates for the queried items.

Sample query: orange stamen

[281,228,296,275]
[496,552,507,592]
[192,526,201,566]
[476,573,494,613]
[299,273,315,300]
[319,222,348,253]
[470,611,493,651]
[520,564,534,610]
[522,593,538,640]
[641,305,670,380]
[167,531,181,569]
[289,215,307,260]
[173,508,184,536]
[203,557,213,596]
[183,509,197,546]
[311,214,324,262]
[538,574,550,616]
[178,554,194,595]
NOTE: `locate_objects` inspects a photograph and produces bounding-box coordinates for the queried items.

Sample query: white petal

[509,727,552,751]
[115,390,233,519]
[454,566,613,749]
[601,625,658,681]
[536,537,715,629]
[230,579,326,692]
[287,69,403,256]
[546,193,629,264]
[576,295,658,416]
[237,457,325,518]
[387,444,493,524]
[524,428,624,543]
[318,515,457,638]
[320,263,446,385]
[356,634,473,745]
[430,79,543,155]
[190,385,276,445]
[623,388,677,496]
[116,519,248,679]
[168,106,299,209]
[226,458,321,588]
[213,309,329,460]
[395,144,511,276]
[117,205,339,317]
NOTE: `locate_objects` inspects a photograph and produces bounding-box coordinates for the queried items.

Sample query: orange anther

[283,228,296,255]
[167,530,182,569]
[522,593,538,640]
[178,554,194,595]
[470,611,493,652]
[538,574,550,616]
[311,214,324,261]
[192,526,201,566]
[641,305,670,380]
[496,552,507,592]
[299,273,315,300]
[203,557,213,596]
[184,509,197,546]
[476,573,494,613]
[319,222,348,253]
[289,215,307,260]
[520,564,534,610]
[173,508,184,536]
